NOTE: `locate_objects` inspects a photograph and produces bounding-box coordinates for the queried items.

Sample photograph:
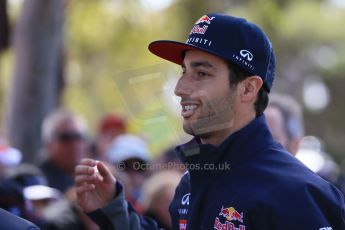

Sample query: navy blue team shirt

[170,114,344,230]
[90,114,345,230]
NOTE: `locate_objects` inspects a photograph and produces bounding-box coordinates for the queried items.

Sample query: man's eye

[197,71,209,78]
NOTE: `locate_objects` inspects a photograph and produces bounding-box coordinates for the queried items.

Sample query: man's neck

[200,112,256,146]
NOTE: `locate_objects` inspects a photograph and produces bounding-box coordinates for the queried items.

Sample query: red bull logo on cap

[190,15,216,35]
[195,15,215,25]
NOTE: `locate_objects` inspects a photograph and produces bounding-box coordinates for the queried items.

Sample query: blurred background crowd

[0,0,345,229]
[0,110,184,229]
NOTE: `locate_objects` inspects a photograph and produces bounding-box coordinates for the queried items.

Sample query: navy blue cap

[148,14,275,92]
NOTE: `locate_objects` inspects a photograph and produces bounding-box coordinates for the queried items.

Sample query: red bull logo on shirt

[214,206,246,230]
[179,219,187,230]
[214,218,246,230]
[219,206,243,223]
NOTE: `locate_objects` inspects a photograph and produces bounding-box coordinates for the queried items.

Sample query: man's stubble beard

[182,93,236,138]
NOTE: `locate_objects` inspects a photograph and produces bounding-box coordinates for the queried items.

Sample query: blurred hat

[23,185,61,201]
[107,134,150,163]
[8,163,48,187]
[7,163,61,201]
[99,114,126,134]
[0,144,22,166]
[149,14,275,92]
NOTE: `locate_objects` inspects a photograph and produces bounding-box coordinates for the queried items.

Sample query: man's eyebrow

[190,61,215,69]
[181,61,215,69]
[181,61,215,70]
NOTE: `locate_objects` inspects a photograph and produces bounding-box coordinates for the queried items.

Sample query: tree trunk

[5,0,64,163]
[0,0,9,52]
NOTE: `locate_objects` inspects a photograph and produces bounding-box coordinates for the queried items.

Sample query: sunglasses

[54,132,85,142]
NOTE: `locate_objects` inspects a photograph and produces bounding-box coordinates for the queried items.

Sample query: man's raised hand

[75,158,116,212]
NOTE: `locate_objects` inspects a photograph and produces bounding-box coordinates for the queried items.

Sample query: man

[75,14,345,229]
[0,178,40,229]
[107,134,152,212]
[0,208,39,230]
[264,95,342,185]
[92,113,127,161]
[264,94,304,155]
[40,109,89,193]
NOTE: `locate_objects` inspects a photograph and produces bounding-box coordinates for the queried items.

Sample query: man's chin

[182,121,216,137]
[182,121,195,136]
[183,119,234,137]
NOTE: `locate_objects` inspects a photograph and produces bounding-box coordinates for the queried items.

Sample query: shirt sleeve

[87,181,160,230]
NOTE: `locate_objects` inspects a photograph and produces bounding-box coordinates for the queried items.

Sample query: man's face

[174,50,238,140]
[264,106,288,148]
[265,106,300,155]
[48,118,87,172]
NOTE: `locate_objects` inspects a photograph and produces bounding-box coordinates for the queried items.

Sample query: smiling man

[175,50,257,146]
[75,14,345,230]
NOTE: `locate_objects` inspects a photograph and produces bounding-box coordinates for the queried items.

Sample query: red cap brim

[148,40,203,65]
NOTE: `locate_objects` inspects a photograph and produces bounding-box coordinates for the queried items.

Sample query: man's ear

[240,76,263,102]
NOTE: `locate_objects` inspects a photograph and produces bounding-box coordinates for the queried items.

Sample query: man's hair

[226,61,269,116]
[41,108,88,143]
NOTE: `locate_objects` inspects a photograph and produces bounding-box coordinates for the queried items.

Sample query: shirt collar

[176,114,276,168]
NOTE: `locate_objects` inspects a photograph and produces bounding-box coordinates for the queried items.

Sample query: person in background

[0,140,22,177]
[92,114,127,161]
[8,163,48,187]
[139,170,182,229]
[153,146,186,173]
[107,134,151,213]
[264,94,304,155]
[265,95,345,194]
[0,178,31,220]
[42,186,99,230]
[8,163,62,228]
[39,109,89,193]
[0,208,39,230]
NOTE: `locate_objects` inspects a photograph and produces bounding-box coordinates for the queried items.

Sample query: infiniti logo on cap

[240,50,253,61]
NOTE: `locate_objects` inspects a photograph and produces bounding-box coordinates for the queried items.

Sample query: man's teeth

[184,105,197,111]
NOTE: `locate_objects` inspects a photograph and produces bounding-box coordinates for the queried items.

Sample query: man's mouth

[181,104,199,118]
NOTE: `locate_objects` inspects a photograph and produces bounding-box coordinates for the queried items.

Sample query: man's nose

[174,76,193,97]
